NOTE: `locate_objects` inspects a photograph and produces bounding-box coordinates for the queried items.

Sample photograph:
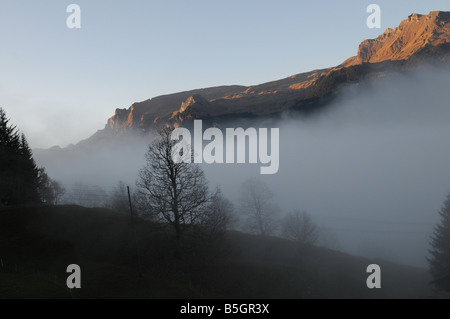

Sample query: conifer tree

[429,194,450,292]
[0,108,40,205]
[19,133,40,203]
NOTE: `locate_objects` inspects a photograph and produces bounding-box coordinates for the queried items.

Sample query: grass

[0,205,439,299]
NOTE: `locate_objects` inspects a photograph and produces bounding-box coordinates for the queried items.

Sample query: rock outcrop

[343,11,450,66]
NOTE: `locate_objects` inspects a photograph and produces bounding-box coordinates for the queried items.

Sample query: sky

[1,0,450,148]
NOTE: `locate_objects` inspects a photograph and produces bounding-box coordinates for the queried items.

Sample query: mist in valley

[205,65,450,268]
[34,65,450,269]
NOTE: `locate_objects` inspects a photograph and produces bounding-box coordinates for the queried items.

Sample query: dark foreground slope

[0,205,437,299]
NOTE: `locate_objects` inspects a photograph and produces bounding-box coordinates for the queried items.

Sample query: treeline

[4,106,449,294]
[0,108,63,205]
[60,126,450,294]
[51,127,325,248]
[0,109,324,250]
[132,127,321,247]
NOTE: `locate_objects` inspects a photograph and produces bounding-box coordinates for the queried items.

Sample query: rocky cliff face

[103,11,450,137]
[105,86,246,134]
[343,11,450,66]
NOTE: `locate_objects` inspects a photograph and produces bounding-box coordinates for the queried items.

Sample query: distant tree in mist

[199,188,236,238]
[429,193,450,292]
[239,178,279,236]
[0,108,41,205]
[37,167,65,205]
[282,210,319,246]
[136,127,211,241]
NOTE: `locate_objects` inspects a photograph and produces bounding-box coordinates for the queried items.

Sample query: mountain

[343,11,450,66]
[95,11,450,139]
[33,11,450,185]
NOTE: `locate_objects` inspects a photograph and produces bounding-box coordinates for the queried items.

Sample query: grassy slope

[0,205,437,299]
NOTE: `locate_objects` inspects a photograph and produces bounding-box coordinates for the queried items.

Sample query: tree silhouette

[0,108,41,205]
[282,210,319,246]
[239,178,279,236]
[136,127,211,242]
[429,193,450,292]
[37,167,65,205]
[200,188,235,238]
[18,133,40,203]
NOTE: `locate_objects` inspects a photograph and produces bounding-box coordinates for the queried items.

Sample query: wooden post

[127,186,142,278]
[127,186,133,217]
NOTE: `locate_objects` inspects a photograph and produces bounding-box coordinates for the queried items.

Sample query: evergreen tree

[0,108,20,203]
[429,193,450,292]
[0,108,41,205]
[19,133,40,203]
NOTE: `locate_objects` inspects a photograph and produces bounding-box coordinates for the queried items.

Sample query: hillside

[0,205,437,299]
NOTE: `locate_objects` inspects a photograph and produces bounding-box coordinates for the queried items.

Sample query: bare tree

[136,127,210,241]
[282,210,319,245]
[239,178,279,236]
[200,188,236,237]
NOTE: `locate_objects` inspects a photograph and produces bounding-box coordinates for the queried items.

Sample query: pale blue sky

[1,0,449,148]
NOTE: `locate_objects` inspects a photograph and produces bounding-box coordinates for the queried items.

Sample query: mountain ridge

[36,10,450,152]
[99,10,449,141]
